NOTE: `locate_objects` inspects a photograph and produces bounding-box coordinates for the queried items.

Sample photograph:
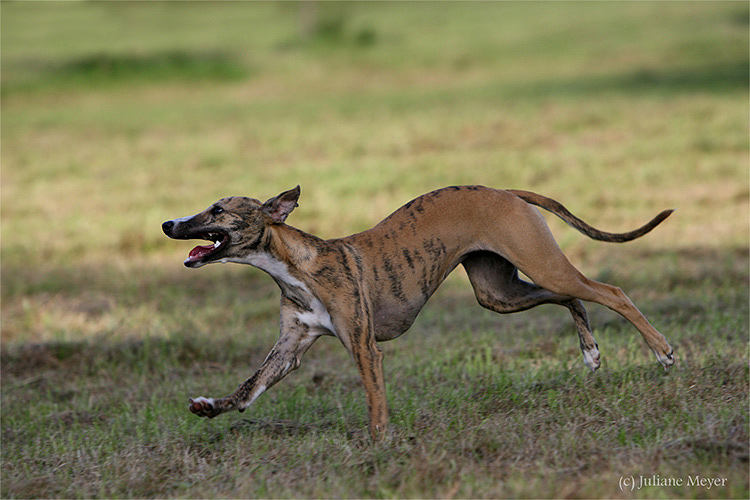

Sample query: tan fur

[163,185,674,440]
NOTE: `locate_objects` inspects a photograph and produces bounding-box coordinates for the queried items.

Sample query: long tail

[508,190,674,243]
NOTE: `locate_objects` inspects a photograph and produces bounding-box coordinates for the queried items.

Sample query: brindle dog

[162,185,674,440]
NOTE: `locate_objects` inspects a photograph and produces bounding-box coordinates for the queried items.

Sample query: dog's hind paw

[189,397,221,418]
[582,346,601,373]
[656,349,675,370]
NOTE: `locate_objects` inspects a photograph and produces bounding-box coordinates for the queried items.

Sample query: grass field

[2,1,748,498]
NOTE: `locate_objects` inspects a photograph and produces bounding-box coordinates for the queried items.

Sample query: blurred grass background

[1,1,748,498]
[2,1,747,344]
[3,1,747,272]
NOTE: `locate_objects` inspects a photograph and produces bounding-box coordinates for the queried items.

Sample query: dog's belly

[372,300,423,341]
[368,262,463,342]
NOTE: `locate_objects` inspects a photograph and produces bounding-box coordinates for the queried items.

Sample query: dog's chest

[295,297,336,336]
[245,253,337,336]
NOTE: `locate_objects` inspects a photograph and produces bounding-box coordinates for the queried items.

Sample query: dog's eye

[211,206,224,216]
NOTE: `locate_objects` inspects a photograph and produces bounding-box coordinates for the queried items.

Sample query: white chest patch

[238,253,337,337]
[296,300,336,336]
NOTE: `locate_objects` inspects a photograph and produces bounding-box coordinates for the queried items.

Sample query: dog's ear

[262,186,300,224]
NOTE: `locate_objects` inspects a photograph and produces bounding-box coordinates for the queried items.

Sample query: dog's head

[162,186,300,268]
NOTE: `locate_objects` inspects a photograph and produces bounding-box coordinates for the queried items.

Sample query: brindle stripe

[381,256,407,302]
[402,248,415,270]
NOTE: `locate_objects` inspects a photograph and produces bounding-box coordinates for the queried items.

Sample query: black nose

[162,220,174,234]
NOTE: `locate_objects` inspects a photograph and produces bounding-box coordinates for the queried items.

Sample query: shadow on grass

[494,60,749,98]
[0,334,265,379]
[1,245,747,374]
[1,50,250,95]
[60,51,248,81]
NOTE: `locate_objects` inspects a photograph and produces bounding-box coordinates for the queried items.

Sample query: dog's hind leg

[499,233,673,368]
[485,202,673,369]
[462,251,601,371]
[564,298,600,372]
[543,270,674,369]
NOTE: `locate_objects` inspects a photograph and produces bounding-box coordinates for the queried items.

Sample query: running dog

[162,185,674,440]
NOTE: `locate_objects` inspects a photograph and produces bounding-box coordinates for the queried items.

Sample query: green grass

[2,1,748,498]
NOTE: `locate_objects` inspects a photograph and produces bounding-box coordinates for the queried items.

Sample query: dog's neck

[237,224,327,298]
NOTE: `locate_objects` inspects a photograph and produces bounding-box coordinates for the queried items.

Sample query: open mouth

[185,232,229,265]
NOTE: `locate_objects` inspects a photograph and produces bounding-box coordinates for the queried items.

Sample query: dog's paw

[582,346,601,373]
[188,397,221,418]
[655,348,675,371]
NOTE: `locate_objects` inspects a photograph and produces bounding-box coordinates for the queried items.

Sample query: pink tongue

[188,244,215,261]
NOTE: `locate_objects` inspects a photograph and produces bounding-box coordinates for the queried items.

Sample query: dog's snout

[162,220,174,234]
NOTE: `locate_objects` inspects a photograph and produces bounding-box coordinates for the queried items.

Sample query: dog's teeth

[213,239,221,248]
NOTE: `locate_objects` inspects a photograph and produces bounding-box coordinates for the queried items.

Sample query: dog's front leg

[353,337,388,441]
[189,310,318,418]
[334,309,388,442]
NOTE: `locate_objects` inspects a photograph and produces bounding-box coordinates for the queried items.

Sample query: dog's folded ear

[263,186,301,224]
